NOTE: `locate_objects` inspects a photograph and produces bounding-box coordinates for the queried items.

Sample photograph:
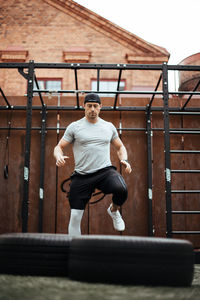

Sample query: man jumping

[54,93,132,235]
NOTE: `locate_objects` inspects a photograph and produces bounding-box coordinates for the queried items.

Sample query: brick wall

[0,0,162,96]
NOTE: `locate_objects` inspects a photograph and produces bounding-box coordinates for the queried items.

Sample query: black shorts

[68,166,128,210]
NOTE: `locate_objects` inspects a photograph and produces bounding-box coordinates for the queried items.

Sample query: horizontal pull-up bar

[32,89,164,95]
[1,105,200,112]
[31,89,200,96]
[3,126,199,133]
[0,61,200,71]
[0,62,163,70]
[0,126,164,132]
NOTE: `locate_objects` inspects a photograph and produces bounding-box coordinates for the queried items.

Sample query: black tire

[0,233,72,276]
[68,235,194,286]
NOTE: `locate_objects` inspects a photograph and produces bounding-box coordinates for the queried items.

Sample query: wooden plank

[0,110,25,233]
[120,97,148,236]
[151,112,166,237]
[183,114,200,247]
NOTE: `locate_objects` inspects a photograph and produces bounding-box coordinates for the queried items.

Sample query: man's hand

[56,154,69,167]
[120,160,132,174]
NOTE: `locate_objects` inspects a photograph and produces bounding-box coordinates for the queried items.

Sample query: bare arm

[111,137,132,174]
[54,138,71,167]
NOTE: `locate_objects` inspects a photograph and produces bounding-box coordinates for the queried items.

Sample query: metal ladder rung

[172,211,200,214]
[170,150,200,154]
[170,130,200,134]
[169,112,200,115]
[171,190,200,193]
[171,170,200,173]
[172,231,200,234]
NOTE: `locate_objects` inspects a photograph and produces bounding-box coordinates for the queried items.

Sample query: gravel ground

[0,265,199,300]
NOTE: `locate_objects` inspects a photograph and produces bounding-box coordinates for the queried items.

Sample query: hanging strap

[60,177,106,205]
[4,110,12,179]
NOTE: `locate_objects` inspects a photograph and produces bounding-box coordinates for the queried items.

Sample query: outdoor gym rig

[0,61,200,238]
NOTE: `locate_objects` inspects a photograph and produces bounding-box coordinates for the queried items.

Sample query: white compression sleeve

[68,209,84,236]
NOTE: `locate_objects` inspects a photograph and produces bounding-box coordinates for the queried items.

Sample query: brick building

[0,0,169,96]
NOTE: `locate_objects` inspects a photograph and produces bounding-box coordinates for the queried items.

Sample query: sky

[74,0,200,65]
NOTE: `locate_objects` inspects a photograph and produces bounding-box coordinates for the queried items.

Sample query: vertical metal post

[22,60,34,232]
[162,62,172,238]
[114,69,122,109]
[97,69,100,91]
[38,105,47,232]
[146,105,154,236]
[74,68,80,108]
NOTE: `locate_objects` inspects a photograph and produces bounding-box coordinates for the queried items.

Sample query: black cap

[84,93,101,104]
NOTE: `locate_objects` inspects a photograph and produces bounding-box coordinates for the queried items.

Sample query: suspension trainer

[3,109,12,179]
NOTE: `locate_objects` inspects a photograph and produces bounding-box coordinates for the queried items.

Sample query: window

[33,79,62,92]
[91,79,125,97]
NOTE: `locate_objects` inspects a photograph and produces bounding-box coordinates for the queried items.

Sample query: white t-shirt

[63,117,118,174]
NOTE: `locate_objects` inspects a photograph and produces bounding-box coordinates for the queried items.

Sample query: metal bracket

[18,67,29,80]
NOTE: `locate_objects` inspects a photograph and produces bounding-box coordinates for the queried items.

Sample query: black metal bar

[1,105,200,112]
[74,68,80,109]
[29,63,165,70]
[169,112,200,115]
[149,73,162,107]
[172,231,200,234]
[170,128,200,131]
[0,126,166,132]
[172,211,200,214]
[170,130,200,134]
[0,62,200,71]
[146,105,153,236]
[18,68,29,80]
[171,190,200,193]
[97,69,100,91]
[32,89,164,95]
[22,60,35,233]
[4,126,198,133]
[169,91,200,95]
[170,150,200,154]
[31,88,200,96]
[162,62,172,238]
[114,69,122,109]
[0,87,12,108]
[34,75,45,107]
[181,78,200,110]
[38,105,47,232]
[171,170,200,173]
[168,65,200,71]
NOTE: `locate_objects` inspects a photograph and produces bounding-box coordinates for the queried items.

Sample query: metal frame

[0,61,200,235]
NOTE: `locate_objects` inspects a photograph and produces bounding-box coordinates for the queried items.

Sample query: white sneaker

[107,204,125,231]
